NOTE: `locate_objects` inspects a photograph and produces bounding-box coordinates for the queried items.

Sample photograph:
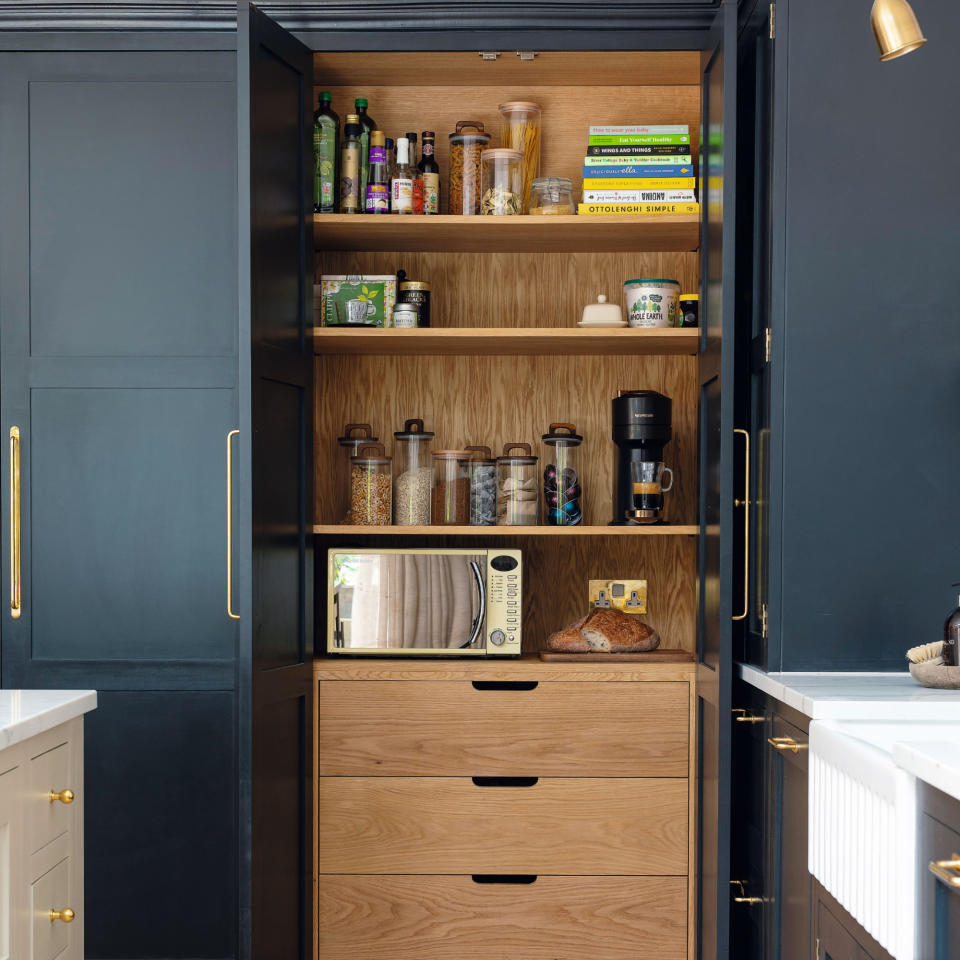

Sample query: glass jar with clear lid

[529,177,575,216]
[393,417,434,525]
[498,101,541,212]
[350,443,392,526]
[431,450,471,525]
[496,443,540,525]
[465,445,496,526]
[542,423,583,525]
[337,423,378,523]
[480,149,523,216]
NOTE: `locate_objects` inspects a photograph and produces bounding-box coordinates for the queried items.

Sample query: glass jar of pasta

[498,101,541,213]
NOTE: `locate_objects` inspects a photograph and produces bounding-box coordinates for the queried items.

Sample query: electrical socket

[588,579,647,614]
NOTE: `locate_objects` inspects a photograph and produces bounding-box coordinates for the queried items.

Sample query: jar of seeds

[466,445,497,526]
[393,417,434,525]
[350,444,392,526]
[337,423,378,523]
[496,442,540,525]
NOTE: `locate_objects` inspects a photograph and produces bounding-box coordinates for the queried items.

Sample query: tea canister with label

[398,280,431,327]
[623,278,680,329]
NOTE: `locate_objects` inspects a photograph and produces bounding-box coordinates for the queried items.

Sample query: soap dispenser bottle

[943,583,960,666]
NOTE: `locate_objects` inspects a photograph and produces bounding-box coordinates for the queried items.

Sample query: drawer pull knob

[49,908,74,923]
[471,875,537,885]
[472,776,538,788]
[472,681,538,691]
[49,789,74,804]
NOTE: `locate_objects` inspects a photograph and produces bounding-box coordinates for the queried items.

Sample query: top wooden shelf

[313,214,700,254]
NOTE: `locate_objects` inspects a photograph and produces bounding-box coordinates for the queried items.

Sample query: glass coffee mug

[630,461,674,516]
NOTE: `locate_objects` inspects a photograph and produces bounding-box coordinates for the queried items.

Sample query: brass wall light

[871,0,927,60]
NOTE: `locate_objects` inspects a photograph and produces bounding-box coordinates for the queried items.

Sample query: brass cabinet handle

[732,428,750,621]
[730,879,763,904]
[768,736,808,753]
[49,908,74,923]
[226,429,240,620]
[929,855,960,888]
[9,426,20,619]
[732,708,766,723]
[49,789,74,805]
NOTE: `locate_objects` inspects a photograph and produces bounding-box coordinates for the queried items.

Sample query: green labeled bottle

[354,98,376,214]
[313,92,339,214]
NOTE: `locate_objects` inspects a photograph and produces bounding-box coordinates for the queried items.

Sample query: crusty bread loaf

[546,608,660,653]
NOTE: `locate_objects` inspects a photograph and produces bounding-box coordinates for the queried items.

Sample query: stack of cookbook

[578,124,700,215]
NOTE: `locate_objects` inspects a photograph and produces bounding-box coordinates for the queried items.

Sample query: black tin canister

[398,281,431,327]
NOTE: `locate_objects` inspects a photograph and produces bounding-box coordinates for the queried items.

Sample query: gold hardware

[816,937,821,960]
[768,736,808,753]
[929,855,960,887]
[49,789,74,805]
[49,908,74,923]
[769,3,775,38]
[871,0,926,61]
[733,708,765,723]
[732,428,750,621]
[730,879,763,905]
[761,602,769,639]
[226,429,240,620]
[764,327,772,363]
[9,426,20,619]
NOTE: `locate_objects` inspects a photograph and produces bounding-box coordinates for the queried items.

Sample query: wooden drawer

[317,874,687,960]
[30,856,74,960]
[317,680,689,776]
[27,739,74,857]
[317,777,687,875]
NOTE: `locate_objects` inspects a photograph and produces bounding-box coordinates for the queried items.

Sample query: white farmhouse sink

[809,720,960,959]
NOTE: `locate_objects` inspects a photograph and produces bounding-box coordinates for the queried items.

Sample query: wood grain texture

[313,523,698,536]
[538,650,695,662]
[316,874,688,960]
[315,50,701,87]
[314,325,701,356]
[317,680,688,777]
[314,214,700,253]
[316,777,687,875]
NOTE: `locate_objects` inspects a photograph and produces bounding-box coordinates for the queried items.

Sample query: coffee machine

[611,390,673,525]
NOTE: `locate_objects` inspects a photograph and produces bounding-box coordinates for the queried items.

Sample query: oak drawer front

[317,777,687,875]
[30,856,74,960]
[27,740,74,856]
[317,874,687,960]
[317,680,688,777]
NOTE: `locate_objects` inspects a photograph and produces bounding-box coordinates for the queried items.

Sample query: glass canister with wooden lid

[337,423,379,523]
[448,121,491,215]
[431,450,471,525]
[542,423,583,525]
[498,100,542,212]
[350,443,392,526]
[466,445,497,526]
[496,443,540,525]
[393,418,434,525]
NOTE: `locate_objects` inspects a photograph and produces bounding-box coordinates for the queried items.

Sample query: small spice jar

[397,280,431,327]
[431,450,471,525]
[466,445,497,526]
[497,443,540,525]
[393,418,434,525]
[391,303,418,328]
[448,121,490,215]
[529,177,574,216]
[498,101,542,212]
[542,423,583,526]
[337,423,379,522]
[480,149,523,216]
[351,443,392,526]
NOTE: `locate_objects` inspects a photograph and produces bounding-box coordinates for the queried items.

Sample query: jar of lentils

[350,444,392,526]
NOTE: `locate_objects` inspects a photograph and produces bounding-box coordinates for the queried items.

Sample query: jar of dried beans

[350,444,392,526]
[448,121,490,215]
[466,445,497,526]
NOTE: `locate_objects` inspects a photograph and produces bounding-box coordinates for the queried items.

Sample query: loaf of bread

[546,608,660,653]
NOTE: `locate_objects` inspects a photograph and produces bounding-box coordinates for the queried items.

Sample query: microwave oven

[326,547,521,656]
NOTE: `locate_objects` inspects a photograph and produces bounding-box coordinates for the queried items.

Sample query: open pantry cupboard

[240,3,737,958]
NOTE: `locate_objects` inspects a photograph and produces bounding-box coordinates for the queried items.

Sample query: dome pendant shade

[871,0,927,61]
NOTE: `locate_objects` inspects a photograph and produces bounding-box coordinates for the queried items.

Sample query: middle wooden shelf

[314,524,699,536]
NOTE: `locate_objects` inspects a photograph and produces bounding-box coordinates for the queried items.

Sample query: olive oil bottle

[313,92,339,213]
[354,98,376,214]
[339,114,362,214]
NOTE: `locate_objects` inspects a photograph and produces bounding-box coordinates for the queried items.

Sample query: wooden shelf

[314,524,698,537]
[313,326,699,357]
[313,214,700,253]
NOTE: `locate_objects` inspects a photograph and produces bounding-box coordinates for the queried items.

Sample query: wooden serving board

[539,649,695,663]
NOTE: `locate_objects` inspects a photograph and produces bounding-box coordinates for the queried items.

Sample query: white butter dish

[578,294,626,328]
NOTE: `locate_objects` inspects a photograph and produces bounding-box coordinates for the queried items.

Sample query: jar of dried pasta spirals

[448,121,490,215]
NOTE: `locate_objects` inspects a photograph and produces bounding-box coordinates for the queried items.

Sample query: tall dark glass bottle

[313,91,339,213]
[419,131,440,215]
[354,98,376,214]
[339,114,362,214]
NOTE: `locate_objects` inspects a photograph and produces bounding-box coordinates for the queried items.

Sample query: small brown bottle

[943,583,960,666]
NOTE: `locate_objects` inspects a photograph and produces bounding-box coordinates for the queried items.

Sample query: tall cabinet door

[0,49,240,959]
[695,2,738,958]
[237,4,315,958]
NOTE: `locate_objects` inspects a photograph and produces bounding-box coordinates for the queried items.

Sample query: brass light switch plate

[589,579,647,613]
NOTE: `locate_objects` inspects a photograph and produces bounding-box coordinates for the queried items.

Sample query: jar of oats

[448,121,490,215]
[393,418,434,525]
[350,444,392,526]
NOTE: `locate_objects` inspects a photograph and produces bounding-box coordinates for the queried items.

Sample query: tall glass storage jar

[431,451,471,525]
[350,444,392,526]
[337,423,378,523]
[466,445,496,526]
[448,121,490,215]
[480,149,523,215]
[542,423,583,525]
[393,418,434,525]
[496,443,540,525]
[498,101,541,212]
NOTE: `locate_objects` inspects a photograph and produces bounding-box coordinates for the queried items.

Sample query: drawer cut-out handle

[471,875,537,885]
[472,776,538,788]
[471,681,538,691]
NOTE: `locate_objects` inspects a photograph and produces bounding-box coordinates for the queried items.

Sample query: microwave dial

[490,629,506,646]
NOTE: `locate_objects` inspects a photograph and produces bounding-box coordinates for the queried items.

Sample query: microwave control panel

[485,550,522,655]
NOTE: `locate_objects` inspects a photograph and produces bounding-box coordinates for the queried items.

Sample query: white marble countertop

[892,740,960,804]
[0,690,97,752]
[739,664,960,721]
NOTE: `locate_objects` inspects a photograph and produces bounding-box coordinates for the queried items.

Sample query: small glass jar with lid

[337,423,379,522]
[431,450,471,525]
[393,418,434,525]
[480,149,523,216]
[529,177,575,216]
[496,443,540,525]
[465,445,497,526]
[542,423,583,526]
[350,443,392,526]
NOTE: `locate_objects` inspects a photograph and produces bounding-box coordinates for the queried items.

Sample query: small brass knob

[49,789,74,804]
[49,908,74,923]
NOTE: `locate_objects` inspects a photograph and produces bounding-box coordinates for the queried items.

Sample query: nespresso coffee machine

[611,390,673,525]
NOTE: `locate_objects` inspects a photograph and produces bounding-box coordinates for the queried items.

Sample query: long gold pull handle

[732,427,750,621]
[768,736,808,753]
[49,789,74,805]
[732,708,766,723]
[730,880,763,905]
[49,908,74,923]
[9,426,21,619]
[226,429,240,620]
[929,855,960,887]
